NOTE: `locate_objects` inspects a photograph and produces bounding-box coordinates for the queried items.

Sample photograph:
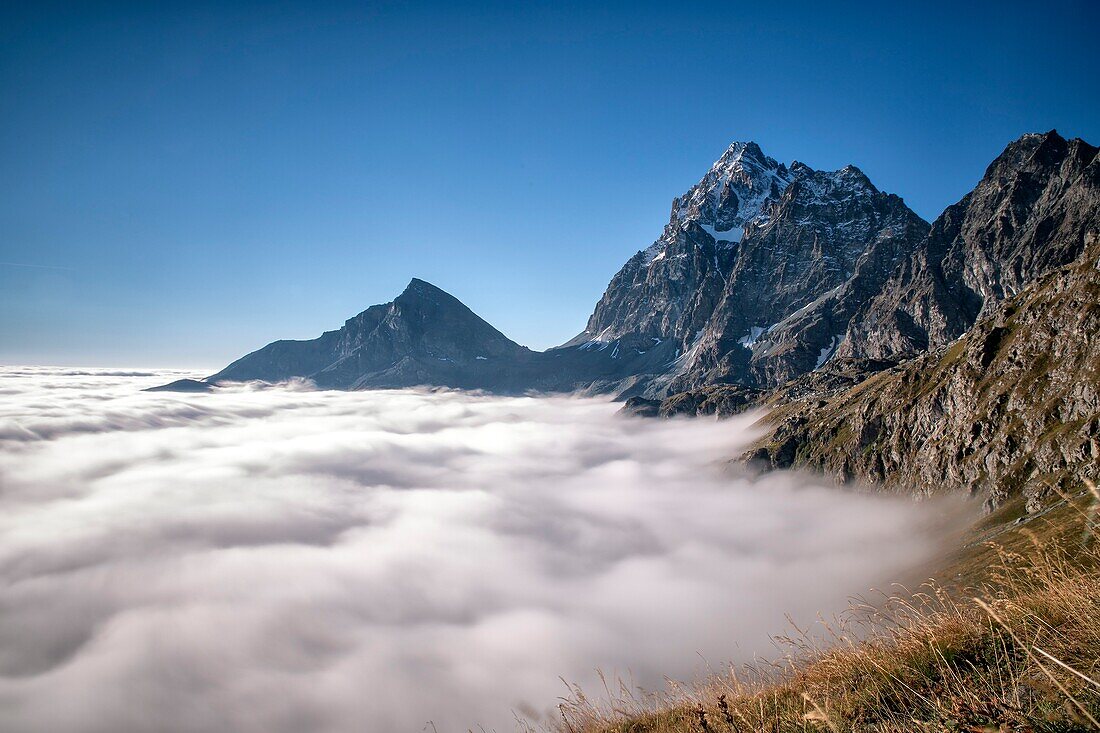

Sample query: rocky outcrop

[655,385,765,418]
[841,130,1100,360]
[747,232,1100,510]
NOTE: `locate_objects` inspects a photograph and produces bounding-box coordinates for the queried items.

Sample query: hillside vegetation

[552,486,1100,733]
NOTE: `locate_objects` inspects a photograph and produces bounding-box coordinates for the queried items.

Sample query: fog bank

[0,367,941,732]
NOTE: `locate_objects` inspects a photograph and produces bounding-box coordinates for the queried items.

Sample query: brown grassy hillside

[552,486,1100,733]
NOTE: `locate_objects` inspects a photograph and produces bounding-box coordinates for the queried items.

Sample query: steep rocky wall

[841,131,1099,361]
[748,233,1100,510]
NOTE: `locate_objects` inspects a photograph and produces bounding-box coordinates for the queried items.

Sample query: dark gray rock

[749,231,1100,509]
[656,384,764,418]
[673,165,929,391]
[144,378,218,393]
[841,130,1100,360]
[558,142,928,397]
[618,396,661,418]
[207,279,544,391]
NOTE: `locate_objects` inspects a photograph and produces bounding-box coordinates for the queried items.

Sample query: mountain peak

[404,277,442,291]
[664,139,794,237]
[398,277,454,302]
[995,129,1068,167]
[207,277,532,390]
[833,164,875,190]
[721,139,764,157]
[713,140,781,173]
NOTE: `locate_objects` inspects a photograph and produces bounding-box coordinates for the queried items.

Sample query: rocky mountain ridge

[631,130,1099,509]
[841,131,1099,360]
[197,138,933,397]
[183,130,1099,510]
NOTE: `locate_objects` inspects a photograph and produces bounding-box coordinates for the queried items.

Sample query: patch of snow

[578,327,619,351]
[814,334,845,369]
[738,326,768,349]
[642,241,665,264]
[698,223,744,243]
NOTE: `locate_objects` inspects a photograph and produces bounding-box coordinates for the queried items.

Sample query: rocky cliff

[613,131,1099,510]
[841,130,1099,360]
[746,231,1100,510]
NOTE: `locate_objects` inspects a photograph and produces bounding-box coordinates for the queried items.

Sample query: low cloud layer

[0,367,941,732]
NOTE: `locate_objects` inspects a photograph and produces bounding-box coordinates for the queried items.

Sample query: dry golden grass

[550,485,1100,733]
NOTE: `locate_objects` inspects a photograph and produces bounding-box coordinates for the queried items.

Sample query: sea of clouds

[0,366,945,732]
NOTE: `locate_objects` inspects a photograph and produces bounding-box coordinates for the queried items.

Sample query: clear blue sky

[2,1,1097,368]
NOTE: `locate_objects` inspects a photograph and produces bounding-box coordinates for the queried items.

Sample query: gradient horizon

[2,0,1098,368]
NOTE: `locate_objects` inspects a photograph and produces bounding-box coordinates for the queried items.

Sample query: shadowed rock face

[209,279,541,391]
[840,130,1100,360]
[670,166,929,392]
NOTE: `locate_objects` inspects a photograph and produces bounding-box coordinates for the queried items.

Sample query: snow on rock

[814,334,845,369]
[738,326,769,349]
[698,223,744,243]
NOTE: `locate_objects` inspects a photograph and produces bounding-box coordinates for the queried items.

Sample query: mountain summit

[840,130,1100,360]
[209,278,537,390]
[559,140,929,395]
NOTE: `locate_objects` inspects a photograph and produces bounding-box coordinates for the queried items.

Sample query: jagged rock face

[841,130,1100,360]
[748,232,1100,510]
[209,279,538,391]
[568,142,792,350]
[654,385,764,418]
[564,223,736,350]
[563,142,928,396]
[672,166,929,391]
[670,141,793,231]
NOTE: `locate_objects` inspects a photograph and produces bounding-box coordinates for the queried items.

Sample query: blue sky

[2,1,1097,367]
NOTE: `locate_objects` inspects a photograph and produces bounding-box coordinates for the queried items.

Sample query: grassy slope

[554,488,1100,733]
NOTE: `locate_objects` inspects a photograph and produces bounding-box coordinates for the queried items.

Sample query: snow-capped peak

[640,141,794,264]
[672,141,793,231]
